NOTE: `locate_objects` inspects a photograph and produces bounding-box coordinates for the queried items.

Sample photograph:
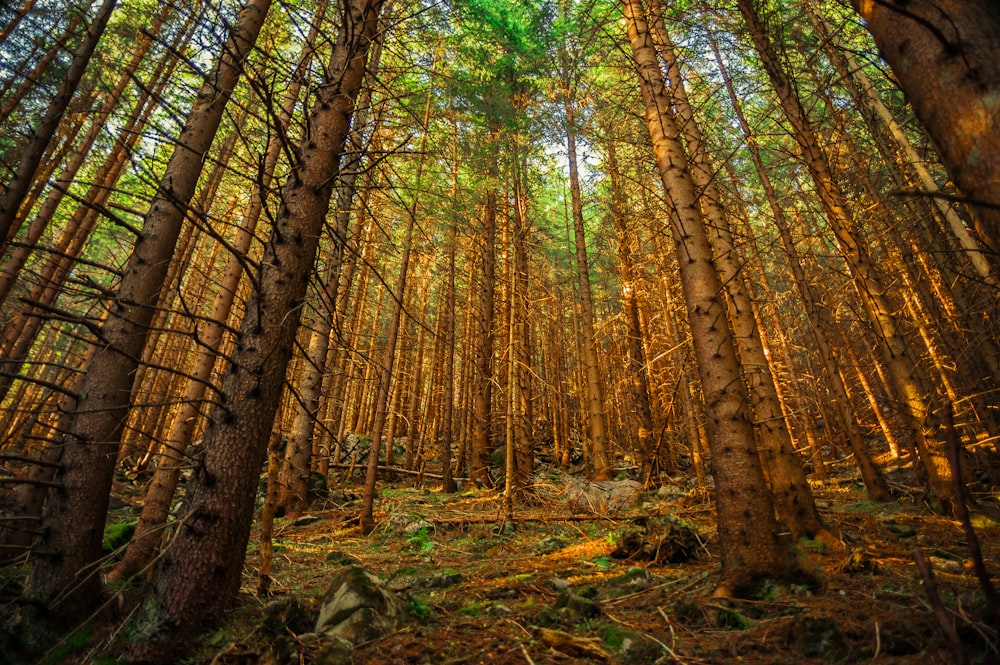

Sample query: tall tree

[126,0,386,657]
[27,0,272,621]
[622,0,799,597]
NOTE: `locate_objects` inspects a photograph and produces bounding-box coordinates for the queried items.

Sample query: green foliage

[102,522,135,554]
[406,527,436,554]
[588,556,613,571]
[407,596,431,620]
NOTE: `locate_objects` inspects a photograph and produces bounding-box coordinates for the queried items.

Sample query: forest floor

[163,459,1000,665]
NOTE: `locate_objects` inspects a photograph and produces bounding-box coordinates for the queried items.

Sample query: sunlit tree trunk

[736,0,942,502]
[648,10,826,541]
[606,138,658,481]
[276,0,379,514]
[852,0,1000,254]
[623,0,795,597]
[358,68,434,533]
[126,1,385,657]
[564,100,611,480]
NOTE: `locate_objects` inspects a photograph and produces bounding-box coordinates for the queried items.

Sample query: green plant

[600,624,627,650]
[406,527,436,554]
[102,522,135,554]
[589,556,613,571]
[408,597,431,620]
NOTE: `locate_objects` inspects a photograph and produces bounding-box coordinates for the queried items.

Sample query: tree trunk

[108,2,328,582]
[564,101,612,480]
[853,0,1000,254]
[622,0,795,597]
[470,187,498,487]
[27,0,272,620]
[126,1,384,658]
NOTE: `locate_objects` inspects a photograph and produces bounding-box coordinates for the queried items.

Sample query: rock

[485,604,512,617]
[551,577,572,591]
[927,556,965,575]
[566,478,643,515]
[554,588,601,619]
[311,636,354,665]
[315,566,407,646]
[614,630,663,661]
[611,567,653,590]
[293,515,321,527]
[427,570,465,588]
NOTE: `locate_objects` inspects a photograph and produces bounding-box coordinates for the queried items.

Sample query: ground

[192,466,997,665]
[5,463,998,664]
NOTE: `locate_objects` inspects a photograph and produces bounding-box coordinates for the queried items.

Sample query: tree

[26,0,272,621]
[853,0,1000,256]
[126,0,387,657]
[622,0,798,597]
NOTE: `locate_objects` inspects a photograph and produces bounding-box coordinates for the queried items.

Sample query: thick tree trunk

[109,3,328,582]
[125,1,384,658]
[26,0,272,620]
[649,9,827,541]
[853,0,1000,254]
[622,0,795,597]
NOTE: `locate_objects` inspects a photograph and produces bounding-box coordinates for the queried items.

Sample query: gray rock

[551,577,572,591]
[554,588,601,619]
[315,566,407,646]
[566,478,644,515]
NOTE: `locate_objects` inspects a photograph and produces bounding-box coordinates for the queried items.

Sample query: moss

[102,522,135,555]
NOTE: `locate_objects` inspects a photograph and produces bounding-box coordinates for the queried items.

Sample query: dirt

[183,468,1000,665]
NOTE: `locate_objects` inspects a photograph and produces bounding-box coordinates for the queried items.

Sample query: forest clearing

[2,0,1000,662]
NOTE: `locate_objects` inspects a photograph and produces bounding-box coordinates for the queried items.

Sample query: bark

[109,4,329,580]
[565,101,612,480]
[622,0,795,597]
[853,0,1000,254]
[27,0,272,619]
[649,9,826,541]
[276,0,381,515]
[126,1,384,658]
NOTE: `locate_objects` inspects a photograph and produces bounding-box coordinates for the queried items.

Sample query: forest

[0,0,999,662]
